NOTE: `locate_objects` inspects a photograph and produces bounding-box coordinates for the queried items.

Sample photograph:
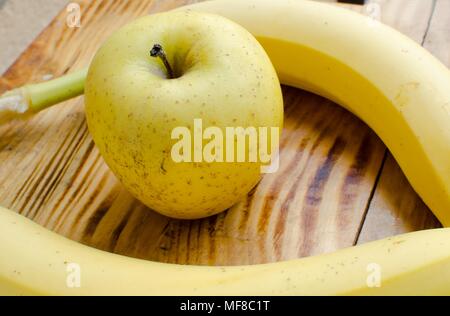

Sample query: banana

[1,206,450,295]
[183,0,450,226]
[1,0,450,295]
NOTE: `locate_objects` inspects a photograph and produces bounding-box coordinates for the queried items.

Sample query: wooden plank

[0,0,444,265]
[358,155,441,243]
[0,0,387,265]
[89,90,385,265]
[371,0,436,42]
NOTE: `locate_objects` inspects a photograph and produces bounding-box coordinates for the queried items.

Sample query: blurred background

[0,0,66,73]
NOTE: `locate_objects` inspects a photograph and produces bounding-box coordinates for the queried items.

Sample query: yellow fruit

[85,10,283,219]
[1,206,450,295]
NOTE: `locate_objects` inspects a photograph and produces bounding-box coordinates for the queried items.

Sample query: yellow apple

[85,11,283,219]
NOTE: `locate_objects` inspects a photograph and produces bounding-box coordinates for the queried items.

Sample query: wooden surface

[0,0,447,265]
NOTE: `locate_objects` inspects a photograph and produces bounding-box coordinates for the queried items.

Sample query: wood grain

[0,0,446,265]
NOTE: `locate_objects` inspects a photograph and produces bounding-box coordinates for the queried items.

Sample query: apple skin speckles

[84,11,283,219]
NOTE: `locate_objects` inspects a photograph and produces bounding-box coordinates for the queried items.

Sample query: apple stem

[150,44,175,79]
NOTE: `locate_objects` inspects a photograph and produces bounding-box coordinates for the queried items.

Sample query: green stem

[0,68,88,124]
[26,68,88,112]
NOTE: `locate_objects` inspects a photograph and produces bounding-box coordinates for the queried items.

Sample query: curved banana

[1,0,450,295]
[1,206,450,295]
[183,0,450,226]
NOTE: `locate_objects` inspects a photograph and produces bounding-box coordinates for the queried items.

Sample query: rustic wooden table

[0,0,448,265]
